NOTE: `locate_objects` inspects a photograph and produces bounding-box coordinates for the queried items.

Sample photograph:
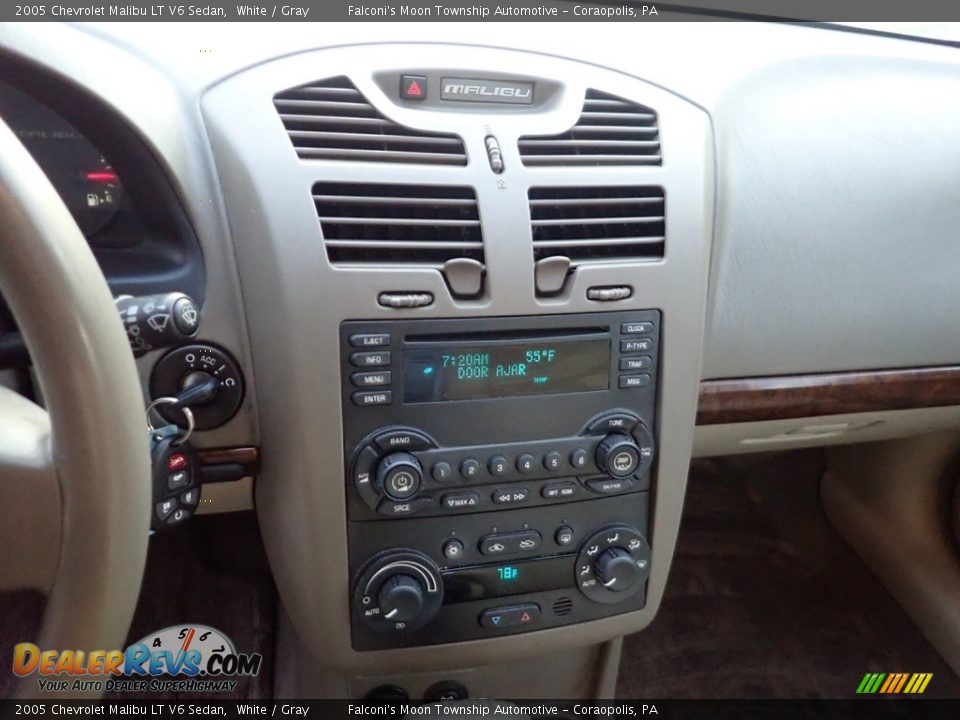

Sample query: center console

[341,311,659,649]
[203,41,712,684]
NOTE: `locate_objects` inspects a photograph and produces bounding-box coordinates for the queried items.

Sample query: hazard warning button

[479,603,542,630]
[400,75,428,101]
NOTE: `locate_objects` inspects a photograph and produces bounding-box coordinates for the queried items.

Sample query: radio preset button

[352,390,393,406]
[460,459,481,480]
[492,487,529,505]
[569,448,589,470]
[349,333,391,348]
[442,492,481,510]
[350,351,391,368]
[621,322,654,335]
[620,339,653,354]
[516,454,536,474]
[543,451,563,472]
[431,461,454,483]
[542,481,578,500]
[488,456,509,477]
[351,371,392,388]
[479,530,542,556]
[620,356,652,372]
[619,374,652,389]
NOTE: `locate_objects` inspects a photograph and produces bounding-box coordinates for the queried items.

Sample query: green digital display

[497,566,519,582]
[403,338,610,402]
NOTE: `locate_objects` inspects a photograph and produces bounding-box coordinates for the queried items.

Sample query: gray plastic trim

[202,43,713,673]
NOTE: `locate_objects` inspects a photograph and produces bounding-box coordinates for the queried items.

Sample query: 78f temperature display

[403,339,610,403]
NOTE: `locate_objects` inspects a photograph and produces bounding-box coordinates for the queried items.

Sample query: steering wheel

[0,116,151,698]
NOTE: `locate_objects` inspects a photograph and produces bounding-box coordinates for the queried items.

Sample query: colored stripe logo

[856,672,933,694]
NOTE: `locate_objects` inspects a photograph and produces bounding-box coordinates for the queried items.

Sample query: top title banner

[6,1,960,23]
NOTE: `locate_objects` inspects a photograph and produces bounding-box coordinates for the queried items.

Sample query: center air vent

[519,89,660,166]
[274,77,467,165]
[528,186,665,262]
[314,182,483,266]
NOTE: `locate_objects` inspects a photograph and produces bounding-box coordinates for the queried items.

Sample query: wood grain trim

[196,446,260,475]
[697,366,960,425]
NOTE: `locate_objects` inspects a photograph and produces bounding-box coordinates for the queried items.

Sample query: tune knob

[378,574,425,623]
[376,452,423,501]
[354,550,444,634]
[595,433,641,478]
[594,548,641,592]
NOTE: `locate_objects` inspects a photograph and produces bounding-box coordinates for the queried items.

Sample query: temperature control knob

[354,550,443,634]
[595,433,641,478]
[376,452,423,501]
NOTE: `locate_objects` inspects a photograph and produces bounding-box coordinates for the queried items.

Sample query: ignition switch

[149,343,244,430]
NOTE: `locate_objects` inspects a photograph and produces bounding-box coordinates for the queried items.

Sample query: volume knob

[376,452,423,501]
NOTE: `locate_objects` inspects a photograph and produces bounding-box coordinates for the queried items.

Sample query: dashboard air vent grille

[519,89,660,166]
[314,182,483,265]
[529,186,665,262]
[274,77,467,165]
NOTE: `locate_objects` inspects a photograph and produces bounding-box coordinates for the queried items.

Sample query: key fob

[150,425,201,531]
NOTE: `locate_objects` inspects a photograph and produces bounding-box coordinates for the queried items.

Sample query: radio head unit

[339,311,660,650]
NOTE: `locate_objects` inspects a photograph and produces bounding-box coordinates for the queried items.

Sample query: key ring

[146,397,195,446]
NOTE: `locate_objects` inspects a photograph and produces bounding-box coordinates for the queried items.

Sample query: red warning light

[520,612,531,623]
[401,75,427,101]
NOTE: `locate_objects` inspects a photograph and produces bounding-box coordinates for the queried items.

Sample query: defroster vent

[275,77,467,165]
[519,89,660,166]
[529,186,665,262]
[315,183,483,266]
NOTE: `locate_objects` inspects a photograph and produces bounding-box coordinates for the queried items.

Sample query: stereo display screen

[403,338,610,403]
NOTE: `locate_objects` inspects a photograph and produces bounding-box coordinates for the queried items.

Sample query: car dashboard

[2,20,960,698]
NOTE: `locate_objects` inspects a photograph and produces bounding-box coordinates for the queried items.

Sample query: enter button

[479,603,541,630]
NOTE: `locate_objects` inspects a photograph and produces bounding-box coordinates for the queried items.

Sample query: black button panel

[341,312,658,649]
[479,530,542,556]
[479,603,541,629]
[347,411,655,519]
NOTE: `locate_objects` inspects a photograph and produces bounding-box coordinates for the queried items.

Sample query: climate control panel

[341,311,659,650]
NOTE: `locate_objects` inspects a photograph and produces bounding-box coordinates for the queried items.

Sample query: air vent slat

[529,186,665,263]
[532,216,664,227]
[324,240,485,250]
[315,182,483,266]
[275,77,467,165]
[533,236,665,248]
[521,154,662,166]
[519,89,661,167]
[290,131,463,147]
[520,139,660,149]
[319,216,481,228]
[296,148,467,164]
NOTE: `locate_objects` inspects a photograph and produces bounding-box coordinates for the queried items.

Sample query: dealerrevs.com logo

[13,625,262,694]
